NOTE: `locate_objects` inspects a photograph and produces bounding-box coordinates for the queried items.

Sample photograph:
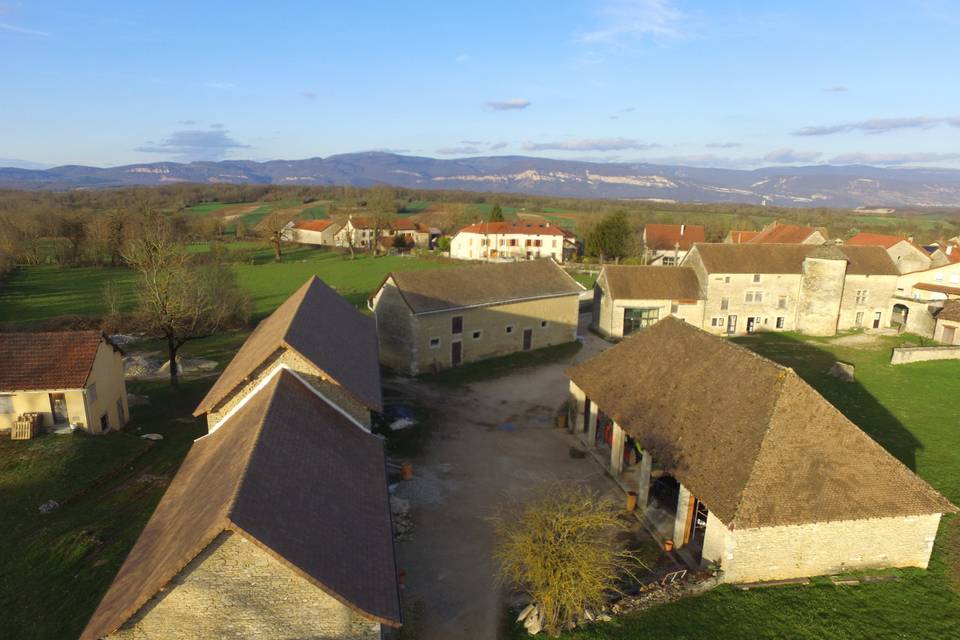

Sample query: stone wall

[712,514,942,583]
[836,274,898,331]
[109,532,382,640]
[372,280,418,375]
[890,345,960,365]
[700,271,802,335]
[797,257,847,336]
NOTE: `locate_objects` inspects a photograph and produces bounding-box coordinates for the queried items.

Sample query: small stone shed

[80,370,401,640]
[0,331,128,434]
[371,259,583,375]
[591,265,704,338]
[934,299,960,345]
[194,276,382,428]
[566,317,956,583]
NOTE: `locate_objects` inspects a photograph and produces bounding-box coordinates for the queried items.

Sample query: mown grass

[516,331,960,640]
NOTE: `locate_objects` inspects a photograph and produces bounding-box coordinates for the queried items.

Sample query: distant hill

[3,152,960,208]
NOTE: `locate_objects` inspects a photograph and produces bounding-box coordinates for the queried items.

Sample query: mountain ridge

[3,152,960,208]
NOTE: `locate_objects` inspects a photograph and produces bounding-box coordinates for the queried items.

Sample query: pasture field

[519,331,960,639]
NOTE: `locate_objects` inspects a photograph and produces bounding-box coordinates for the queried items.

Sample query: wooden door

[451,341,462,366]
[944,325,957,344]
[522,328,533,351]
[873,311,882,329]
[746,317,755,333]
[726,315,738,334]
[49,393,68,424]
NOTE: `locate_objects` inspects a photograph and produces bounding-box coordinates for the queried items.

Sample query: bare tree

[123,214,251,388]
[366,185,397,256]
[259,210,297,262]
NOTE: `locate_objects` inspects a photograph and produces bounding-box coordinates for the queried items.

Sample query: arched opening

[892,303,910,328]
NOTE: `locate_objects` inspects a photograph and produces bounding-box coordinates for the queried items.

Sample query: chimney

[680,224,686,236]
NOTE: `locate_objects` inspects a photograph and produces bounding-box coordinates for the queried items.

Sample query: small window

[745,291,763,304]
[451,316,463,334]
[87,382,98,404]
[711,317,725,327]
[724,276,731,284]
[720,297,729,311]
[671,303,679,314]
[472,330,482,340]
[776,317,785,329]
[0,395,13,414]
[855,290,868,305]
[540,320,548,328]
[855,311,864,326]
[778,295,787,310]
[505,325,514,334]
[753,274,761,283]
[429,337,441,349]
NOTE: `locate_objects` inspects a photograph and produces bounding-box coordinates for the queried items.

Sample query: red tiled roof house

[642,223,705,266]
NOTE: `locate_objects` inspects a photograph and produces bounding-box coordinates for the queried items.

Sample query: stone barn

[371,259,583,375]
[566,318,956,583]
[591,265,704,339]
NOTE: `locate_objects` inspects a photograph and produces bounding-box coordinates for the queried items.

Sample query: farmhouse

[80,370,400,640]
[682,243,899,336]
[194,276,382,428]
[335,216,430,250]
[449,220,570,262]
[0,331,127,435]
[288,219,342,246]
[846,231,940,274]
[566,318,956,583]
[371,259,583,374]
[745,221,827,245]
[591,265,704,339]
[642,223,705,266]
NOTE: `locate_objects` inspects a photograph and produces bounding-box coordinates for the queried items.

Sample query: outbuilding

[591,265,703,339]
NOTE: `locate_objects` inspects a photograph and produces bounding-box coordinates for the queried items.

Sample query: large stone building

[449,220,570,262]
[0,331,128,434]
[642,223,705,266]
[682,243,899,336]
[743,221,828,245]
[592,265,703,339]
[566,318,956,584]
[371,259,583,374]
[846,231,943,274]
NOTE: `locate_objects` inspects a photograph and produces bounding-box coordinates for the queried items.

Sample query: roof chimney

[680,224,686,236]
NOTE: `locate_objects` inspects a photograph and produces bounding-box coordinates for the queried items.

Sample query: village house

[566,318,956,583]
[642,223,705,266]
[0,331,127,435]
[287,219,343,246]
[887,260,960,334]
[82,276,398,640]
[682,243,899,336]
[744,221,828,245]
[591,265,704,339]
[371,259,583,375]
[934,300,960,344]
[845,231,942,274]
[194,276,382,428]
[335,216,431,251]
[724,229,759,244]
[448,220,570,262]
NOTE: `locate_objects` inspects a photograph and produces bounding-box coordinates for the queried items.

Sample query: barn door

[522,329,533,351]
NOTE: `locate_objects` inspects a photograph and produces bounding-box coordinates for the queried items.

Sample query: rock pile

[390,495,413,540]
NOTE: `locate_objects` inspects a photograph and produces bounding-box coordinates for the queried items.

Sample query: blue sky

[2,0,960,169]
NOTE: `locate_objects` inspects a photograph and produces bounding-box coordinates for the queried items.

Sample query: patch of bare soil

[828,333,884,349]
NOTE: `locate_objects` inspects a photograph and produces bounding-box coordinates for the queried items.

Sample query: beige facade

[593,287,702,338]
[836,274,897,331]
[289,223,342,246]
[699,271,803,335]
[935,318,960,345]
[109,532,381,640]
[0,340,128,434]
[895,262,960,299]
[450,229,565,262]
[335,218,428,250]
[373,280,580,375]
[884,239,934,274]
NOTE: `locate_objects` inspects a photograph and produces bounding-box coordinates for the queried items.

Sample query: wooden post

[611,423,625,475]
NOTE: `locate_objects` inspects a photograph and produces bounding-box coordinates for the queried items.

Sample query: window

[87,383,97,404]
[505,325,514,334]
[0,395,13,414]
[855,311,864,326]
[509,239,517,247]
[776,317,785,329]
[472,330,482,340]
[451,316,463,334]
[745,291,763,304]
[724,276,731,284]
[753,274,761,283]
[671,303,679,314]
[661,256,676,266]
[429,337,441,349]
[855,290,868,305]
[540,320,549,328]
[778,295,787,310]
[623,307,659,335]
[720,297,729,311]
[711,317,725,327]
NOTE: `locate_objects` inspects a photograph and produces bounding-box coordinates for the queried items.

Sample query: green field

[524,331,960,639]
[0,247,457,323]
[183,202,231,215]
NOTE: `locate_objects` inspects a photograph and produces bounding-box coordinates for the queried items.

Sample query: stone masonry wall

[836,274,898,331]
[372,281,417,375]
[717,514,942,583]
[891,345,960,365]
[109,532,382,640]
[797,257,847,336]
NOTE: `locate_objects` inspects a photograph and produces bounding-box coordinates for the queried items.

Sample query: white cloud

[135,128,249,161]
[489,142,509,151]
[577,0,685,45]
[0,21,49,36]
[763,148,822,163]
[823,85,848,93]
[436,146,482,155]
[454,53,471,63]
[794,116,960,136]
[523,137,659,152]
[485,99,531,111]
[828,152,960,166]
[706,141,741,149]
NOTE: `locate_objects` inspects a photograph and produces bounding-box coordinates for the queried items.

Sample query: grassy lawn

[0,378,211,640]
[421,341,582,387]
[0,249,457,324]
[528,331,960,639]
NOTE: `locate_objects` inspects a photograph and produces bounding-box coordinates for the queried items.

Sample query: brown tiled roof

[916,282,960,296]
[845,231,907,249]
[747,222,826,244]
[380,259,583,315]
[0,331,117,392]
[294,219,338,232]
[937,299,960,322]
[644,224,705,251]
[725,230,759,244]
[456,220,567,236]
[567,318,956,529]
[601,265,702,301]
[688,243,899,276]
[81,371,401,640]
[194,276,381,415]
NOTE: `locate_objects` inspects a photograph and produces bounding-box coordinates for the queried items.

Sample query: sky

[2,0,960,169]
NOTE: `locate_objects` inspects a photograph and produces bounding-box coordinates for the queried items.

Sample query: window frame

[428,337,441,349]
[472,330,482,340]
[451,315,463,335]
[0,395,13,414]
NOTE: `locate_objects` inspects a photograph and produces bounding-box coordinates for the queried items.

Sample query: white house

[449,221,568,262]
